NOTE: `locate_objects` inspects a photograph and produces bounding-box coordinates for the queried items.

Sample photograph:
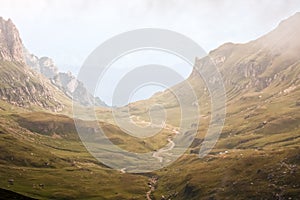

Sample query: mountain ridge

[0,17,106,110]
[0,17,70,111]
[0,12,299,200]
[23,42,106,107]
[0,17,24,64]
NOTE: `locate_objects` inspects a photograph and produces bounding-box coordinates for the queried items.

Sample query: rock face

[0,62,63,111]
[53,72,106,106]
[142,12,300,116]
[55,70,107,106]
[24,50,106,107]
[190,12,300,97]
[0,17,24,63]
[53,72,78,96]
[24,49,58,79]
[0,17,64,111]
[0,17,106,108]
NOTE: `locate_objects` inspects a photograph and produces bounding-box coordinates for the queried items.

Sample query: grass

[1,16,300,199]
[1,65,299,199]
[1,86,299,199]
[0,110,149,200]
[153,147,300,200]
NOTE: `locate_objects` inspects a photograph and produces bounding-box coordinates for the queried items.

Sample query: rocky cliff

[0,61,64,111]
[0,17,24,63]
[135,12,300,123]
[179,12,300,102]
[0,17,65,111]
[24,49,106,107]
[53,72,106,106]
[24,49,58,79]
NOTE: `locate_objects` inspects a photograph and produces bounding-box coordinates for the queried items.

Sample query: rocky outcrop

[0,17,24,63]
[23,44,106,107]
[24,50,106,107]
[0,17,106,107]
[24,49,58,79]
[53,72,78,96]
[0,61,63,111]
[0,18,63,111]
[192,12,300,98]
[53,72,106,106]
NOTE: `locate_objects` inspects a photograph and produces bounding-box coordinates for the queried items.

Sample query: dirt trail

[152,138,175,162]
[148,128,179,199]
[146,177,158,200]
[152,127,180,163]
[129,115,179,199]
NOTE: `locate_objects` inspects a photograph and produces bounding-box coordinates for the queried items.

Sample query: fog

[1,0,299,105]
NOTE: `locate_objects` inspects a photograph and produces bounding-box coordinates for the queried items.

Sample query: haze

[1,0,300,105]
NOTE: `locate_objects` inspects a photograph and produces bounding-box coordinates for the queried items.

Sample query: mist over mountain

[0,11,299,200]
[145,12,300,106]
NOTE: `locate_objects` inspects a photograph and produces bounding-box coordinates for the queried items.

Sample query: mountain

[0,13,299,200]
[0,17,24,64]
[24,49,58,79]
[0,61,65,111]
[206,12,300,96]
[138,12,300,114]
[24,48,107,107]
[52,71,106,106]
[122,13,300,199]
[0,18,70,112]
[0,16,106,108]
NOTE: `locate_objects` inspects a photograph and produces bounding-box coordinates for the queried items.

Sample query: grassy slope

[0,13,300,200]
[118,14,300,199]
[150,85,300,199]
[1,71,299,200]
[0,188,37,200]
[0,61,69,112]
[0,109,149,200]
[1,90,299,200]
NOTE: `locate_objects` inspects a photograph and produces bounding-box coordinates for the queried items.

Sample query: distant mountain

[24,47,106,107]
[52,71,106,106]
[24,50,58,79]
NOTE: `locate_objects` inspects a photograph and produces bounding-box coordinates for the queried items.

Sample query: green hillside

[0,12,299,200]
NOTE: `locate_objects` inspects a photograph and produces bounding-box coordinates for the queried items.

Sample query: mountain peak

[0,17,25,64]
[255,12,300,52]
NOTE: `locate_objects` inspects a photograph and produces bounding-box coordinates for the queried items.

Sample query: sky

[1,0,300,105]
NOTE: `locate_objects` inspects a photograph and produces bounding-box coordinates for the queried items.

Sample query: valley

[0,11,299,200]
